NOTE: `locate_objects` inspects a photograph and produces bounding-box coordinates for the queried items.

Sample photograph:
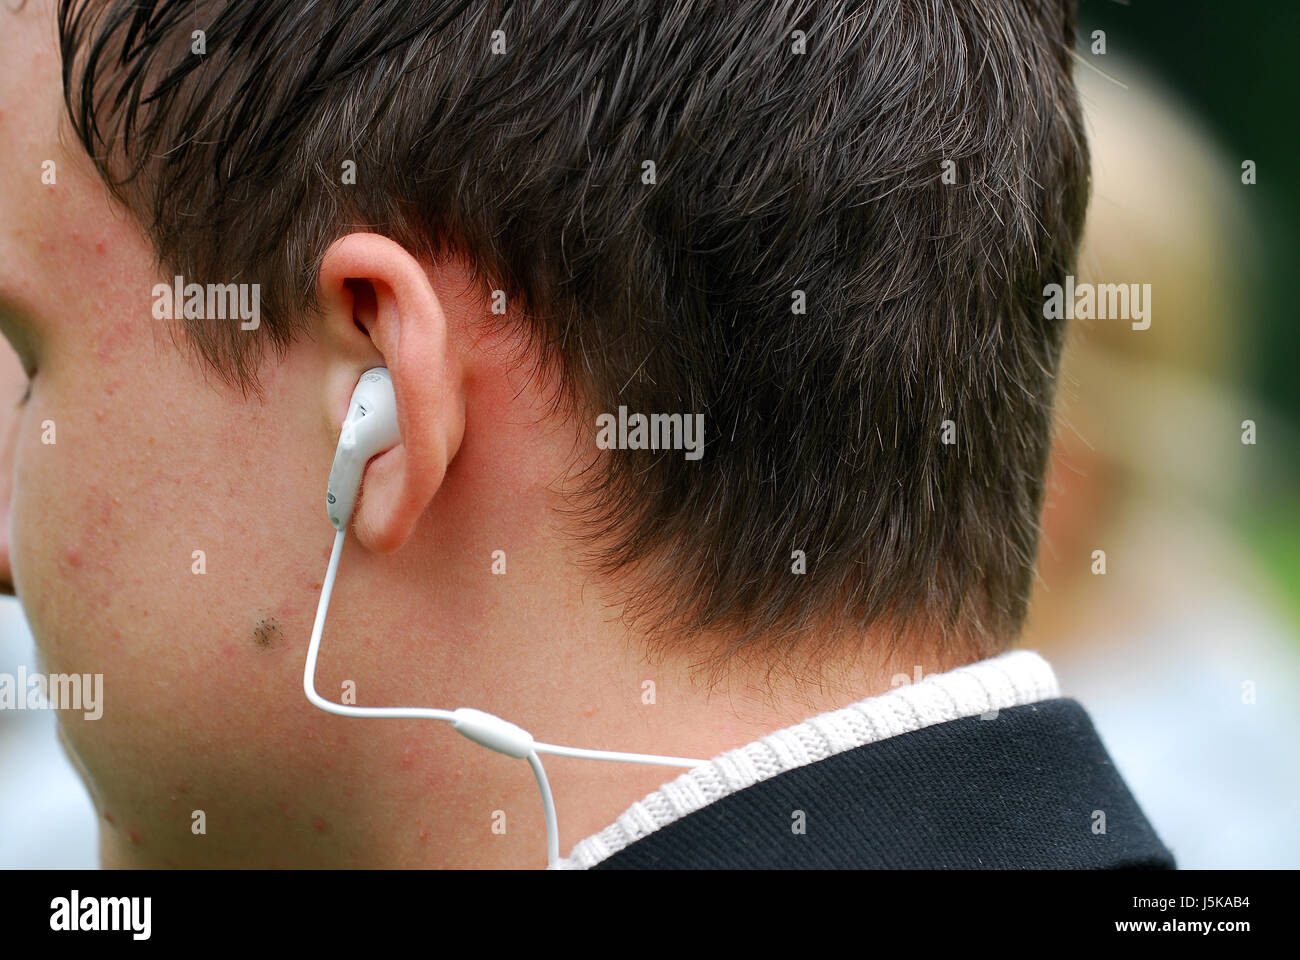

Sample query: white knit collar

[551,648,1060,869]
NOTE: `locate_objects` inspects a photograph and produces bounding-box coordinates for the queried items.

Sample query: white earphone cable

[303,528,707,867]
[525,750,560,865]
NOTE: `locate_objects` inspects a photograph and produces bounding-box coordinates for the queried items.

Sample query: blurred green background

[1082,0,1299,616]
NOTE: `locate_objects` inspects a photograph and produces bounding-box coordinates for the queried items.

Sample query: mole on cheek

[252,617,283,650]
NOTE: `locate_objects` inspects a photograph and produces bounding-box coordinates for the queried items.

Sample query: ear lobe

[317,233,466,553]
[350,436,434,553]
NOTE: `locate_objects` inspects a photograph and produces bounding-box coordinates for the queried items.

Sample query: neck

[102,426,971,868]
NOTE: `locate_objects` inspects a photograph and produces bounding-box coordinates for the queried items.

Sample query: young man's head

[0,0,1089,867]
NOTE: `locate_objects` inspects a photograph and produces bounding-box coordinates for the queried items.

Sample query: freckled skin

[0,5,401,867]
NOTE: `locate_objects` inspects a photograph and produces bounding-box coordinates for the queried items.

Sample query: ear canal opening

[344,277,377,336]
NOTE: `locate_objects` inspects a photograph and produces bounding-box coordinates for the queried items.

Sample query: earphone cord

[303,528,708,868]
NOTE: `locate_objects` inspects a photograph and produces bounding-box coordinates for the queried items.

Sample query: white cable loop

[303,528,708,867]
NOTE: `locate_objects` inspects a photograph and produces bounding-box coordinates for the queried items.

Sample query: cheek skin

[14,331,373,866]
[0,1,420,866]
[6,223,361,864]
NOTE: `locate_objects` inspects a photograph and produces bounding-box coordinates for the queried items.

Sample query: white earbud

[305,365,708,868]
[326,367,401,531]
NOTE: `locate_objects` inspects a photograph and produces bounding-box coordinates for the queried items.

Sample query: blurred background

[2,0,1298,868]
[1027,0,1300,869]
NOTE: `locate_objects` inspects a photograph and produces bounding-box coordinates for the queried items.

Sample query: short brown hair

[60,0,1090,672]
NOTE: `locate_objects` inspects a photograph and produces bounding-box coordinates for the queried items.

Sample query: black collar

[593,698,1175,869]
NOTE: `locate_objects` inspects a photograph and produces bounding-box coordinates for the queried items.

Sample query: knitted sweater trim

[551,648,1059,870]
